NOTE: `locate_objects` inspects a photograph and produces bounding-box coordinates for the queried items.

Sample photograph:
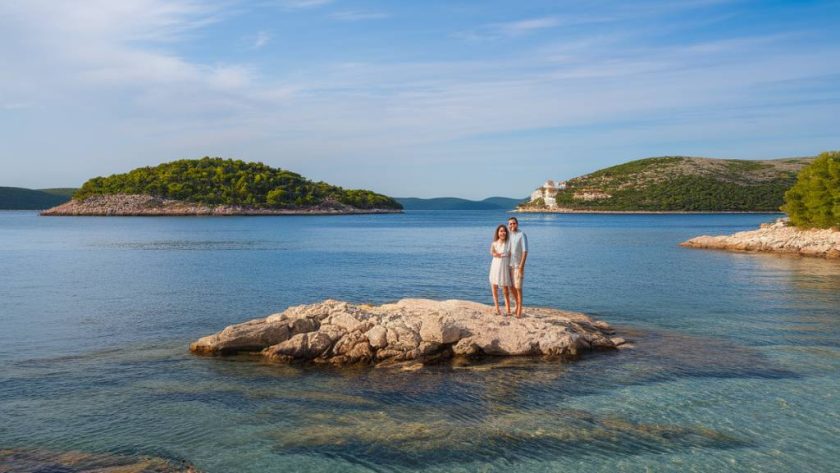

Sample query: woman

[489,224,513,316]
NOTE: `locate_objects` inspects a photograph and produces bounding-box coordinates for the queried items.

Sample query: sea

[1,210,838,472]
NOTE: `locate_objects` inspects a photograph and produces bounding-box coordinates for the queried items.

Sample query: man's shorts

[512,267,524,289]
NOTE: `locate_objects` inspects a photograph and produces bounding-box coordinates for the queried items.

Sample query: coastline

[514,208,782,215]
[681,219,840,258]
[40,194,402,216]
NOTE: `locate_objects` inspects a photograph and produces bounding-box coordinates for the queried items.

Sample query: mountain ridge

[0,187,74,210]
[395,196,525,210]
[523,156,815,212]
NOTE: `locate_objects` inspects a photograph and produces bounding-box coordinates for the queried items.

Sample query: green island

[522,156,815,212]
[41,157,402,215]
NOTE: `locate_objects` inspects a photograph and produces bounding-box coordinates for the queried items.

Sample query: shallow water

[1,211,838,472]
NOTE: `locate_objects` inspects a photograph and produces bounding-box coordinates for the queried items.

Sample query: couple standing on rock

[489,217,528,317]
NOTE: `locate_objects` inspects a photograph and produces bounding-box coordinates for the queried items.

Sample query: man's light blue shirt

[509,231,528,268]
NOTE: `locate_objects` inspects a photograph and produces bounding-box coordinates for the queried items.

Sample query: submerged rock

[190,299,619,366]
[681,218,840,259]
[0,448,199,472]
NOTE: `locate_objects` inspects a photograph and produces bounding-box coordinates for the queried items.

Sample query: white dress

[489,240,512,286]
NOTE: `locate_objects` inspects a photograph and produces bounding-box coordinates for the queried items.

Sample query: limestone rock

[419,317,461,344]
[366,325,388,348]
[190,298,621,366]
[681,218,840,259]
[189,319,290,355]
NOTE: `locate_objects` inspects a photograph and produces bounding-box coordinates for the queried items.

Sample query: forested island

[41,157,402,216]
[522,156,814,212]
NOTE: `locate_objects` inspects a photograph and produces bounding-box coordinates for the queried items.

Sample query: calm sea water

[1,210,838,472]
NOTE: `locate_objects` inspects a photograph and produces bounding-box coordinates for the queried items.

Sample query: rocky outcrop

[40,194,402,216]
[190,299,622,366]
[681,219,840,258]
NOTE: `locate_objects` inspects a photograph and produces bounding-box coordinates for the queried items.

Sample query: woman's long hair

[494,224,508,242]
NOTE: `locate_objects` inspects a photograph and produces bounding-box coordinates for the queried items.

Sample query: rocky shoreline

[190,299,624,367]
[40,194,402,216]
[681,219,840,258]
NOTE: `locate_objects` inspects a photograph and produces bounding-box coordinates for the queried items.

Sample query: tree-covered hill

[73,157,402,210]
[0,187,74,210]
[39,188,78,199]
[523,156,815,211]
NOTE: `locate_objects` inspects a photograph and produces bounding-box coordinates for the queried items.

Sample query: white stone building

[529,179,567,208]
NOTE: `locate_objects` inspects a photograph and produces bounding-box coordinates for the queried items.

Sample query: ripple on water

[97,239,287,251]
[3,212,840,472]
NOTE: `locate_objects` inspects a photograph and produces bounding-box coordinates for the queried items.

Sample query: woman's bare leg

[491,284,501,314]
[503,286,511,315]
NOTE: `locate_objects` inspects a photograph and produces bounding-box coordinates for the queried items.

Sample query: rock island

[190,299,624,366]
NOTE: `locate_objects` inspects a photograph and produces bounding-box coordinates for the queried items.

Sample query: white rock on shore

[681,218,840,258]
[190,299,621,366]
[40,194,401,216]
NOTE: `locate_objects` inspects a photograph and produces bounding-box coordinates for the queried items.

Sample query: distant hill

[0,187,74,210]
[396,196,525,210]
[523,156,815,212]
[39,188,78,198]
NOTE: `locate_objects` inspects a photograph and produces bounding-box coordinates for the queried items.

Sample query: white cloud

[453,14,615,42]
[498,17,561,36]
[253,31,271,48]
[278,0,332,9]
[330,10,390,22]
[2,102,32,111]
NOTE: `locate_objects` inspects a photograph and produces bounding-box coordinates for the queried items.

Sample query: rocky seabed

[190,299,624,367]
[40,194,401,216]
[681,219,840,259]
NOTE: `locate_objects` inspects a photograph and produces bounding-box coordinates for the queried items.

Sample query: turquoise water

[1,210,838,472]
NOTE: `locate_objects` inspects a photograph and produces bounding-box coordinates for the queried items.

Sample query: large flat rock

[190,299,621,366]
[681,219,840,259]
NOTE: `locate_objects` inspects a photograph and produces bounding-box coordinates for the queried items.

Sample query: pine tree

[782,151,840,228]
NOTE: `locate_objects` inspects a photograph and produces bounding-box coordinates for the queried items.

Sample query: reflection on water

[749,252,840,292]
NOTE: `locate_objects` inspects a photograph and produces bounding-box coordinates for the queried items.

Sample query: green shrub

[781,151,840,228]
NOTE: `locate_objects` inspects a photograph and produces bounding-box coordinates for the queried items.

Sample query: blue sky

[1,0,839,198]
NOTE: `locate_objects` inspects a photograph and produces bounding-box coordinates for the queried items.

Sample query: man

[507,217,528,318]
